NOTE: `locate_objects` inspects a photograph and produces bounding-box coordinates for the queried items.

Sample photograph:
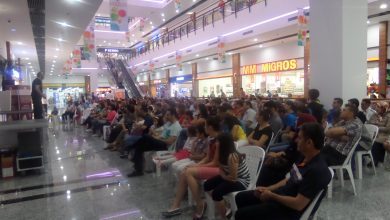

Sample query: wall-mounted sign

[169,74,192,83]
[242,64,258,75]
[242,59,298,75]
[97,48,133,54]
[261,59,297,73]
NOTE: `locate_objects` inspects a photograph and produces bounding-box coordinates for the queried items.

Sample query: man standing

[327,98,343,124]
[242,101,257,135]
[31,72,45,119]
[234,123,331,220]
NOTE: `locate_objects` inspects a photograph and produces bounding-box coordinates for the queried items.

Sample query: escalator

[104,58,143,98]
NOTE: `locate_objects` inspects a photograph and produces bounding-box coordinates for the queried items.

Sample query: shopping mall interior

[1,0,390,219]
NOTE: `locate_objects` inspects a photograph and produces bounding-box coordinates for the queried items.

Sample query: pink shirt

[106,110,117,123]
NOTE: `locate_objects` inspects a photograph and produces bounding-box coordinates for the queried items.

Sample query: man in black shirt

[348,98,367,124]
[31,72,45,119]
[235,123,332,220]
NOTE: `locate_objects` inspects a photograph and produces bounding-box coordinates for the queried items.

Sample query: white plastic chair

[300,168,334,220]
[327,137,361,199]
[205,146,266,219]
[355,124,378,179]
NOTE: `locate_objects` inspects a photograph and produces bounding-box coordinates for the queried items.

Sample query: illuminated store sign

[261,59,297,73]
[242,59,298,75]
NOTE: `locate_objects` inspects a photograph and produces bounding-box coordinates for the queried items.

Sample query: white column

[309,0,367,108]
[90,73,98,92]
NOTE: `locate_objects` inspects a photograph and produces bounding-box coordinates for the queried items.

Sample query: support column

[309,0,367,108]
[85,76,91,94]
[192,63,198,97]
[90,73,98,94]
[304,38,310,99]
[379,21,388,98]
[165,69,170,98]
[232,53,241,98]
[147,72,152,97]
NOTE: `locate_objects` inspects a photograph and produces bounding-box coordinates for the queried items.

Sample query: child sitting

[172,123,209,174]
[153,126,198,168]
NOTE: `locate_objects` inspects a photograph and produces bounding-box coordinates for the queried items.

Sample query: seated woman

[224,115,248,147]
[172,124,209,174]
[247,110,273,149]
[162,116,221,218]
[280,101,297,143]
[203,133,250,219]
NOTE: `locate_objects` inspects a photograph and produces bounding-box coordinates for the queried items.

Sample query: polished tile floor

[0,125,389,220]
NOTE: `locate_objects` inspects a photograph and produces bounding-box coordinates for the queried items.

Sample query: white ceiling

[45,0,102,77]
[0,0,38,73]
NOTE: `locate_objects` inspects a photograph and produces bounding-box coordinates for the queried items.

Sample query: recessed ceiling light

[54,55,58,58]
[58,38,63,42]
[161,13,165,17]
[367,20,370,24]
[162,18,166,22]
[151,26,155,29]
[254,38,258,42]
[259,44,263,48]
[142,32,145,35]
[227,52,233,55]
[87,74,90,76]
[97,13,101,16]
[17,42,23,45]
[58,74,60,77]
[187,62,191,64]
[163,63,166,66]
[99,44,102,47]
[103,40,106,43]
[52,64,55,67]
[176,9,179,13]
[55,48,59,51]
[380,3,388,9]
[132,34,135,37]
[25,58,29,60]
[149,21,153,25]
[50,73,53,75]
[53,60,56,63]
[11,28,16,32]
[27,62,31,65]
[205,57,209,60]
[196,54,199,57]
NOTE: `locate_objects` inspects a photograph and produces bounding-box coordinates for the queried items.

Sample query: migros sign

[242,59,298,75]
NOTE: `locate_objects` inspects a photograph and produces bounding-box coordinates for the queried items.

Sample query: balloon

[84,31,91,38]
[88,44,95,50]
[118,9,126,17]
[111,13,118,20]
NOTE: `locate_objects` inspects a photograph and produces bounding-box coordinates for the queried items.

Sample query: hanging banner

[174,0,181,12]
[139,18,145,32]
[149,61,155,73]
[110,0,128,31]
[217,36,226,63]
[83,21,96,61]
[175,51,182,71]
[297,8,308,46]
[72,47,81,68]
[63,58,72,75]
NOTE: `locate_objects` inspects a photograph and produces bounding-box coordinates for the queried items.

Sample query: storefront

[198,75,233,97]
[45,86,85,109]
[241,58,304,97]
[367,59,379,95]
[138,81,150,96]
[170,74,192,97]
[150,79,168,98]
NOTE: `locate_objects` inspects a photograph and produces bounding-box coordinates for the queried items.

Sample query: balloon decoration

[217,36,226,63]
[72,47,81,68]
[63,58,72,75]
[83,21,96,61]
[297,8,308,46]
[110,0,128,31]
[149,61,155,73]
[174,0,181,12]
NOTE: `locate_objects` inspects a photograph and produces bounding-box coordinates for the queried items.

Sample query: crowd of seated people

[73,88,390,219]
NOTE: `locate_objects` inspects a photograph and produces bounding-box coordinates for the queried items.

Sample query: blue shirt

[283,113,297,130]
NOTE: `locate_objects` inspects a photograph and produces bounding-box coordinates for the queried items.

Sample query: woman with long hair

[203,133,250,219]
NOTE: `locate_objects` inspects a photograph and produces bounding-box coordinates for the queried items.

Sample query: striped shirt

[221,153,250,188]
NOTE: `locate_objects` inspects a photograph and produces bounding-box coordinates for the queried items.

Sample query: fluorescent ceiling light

[380,3,387,9]
[17,42,23,45]
[259,44,263,48]
[95,30,126,34]
[72,67,98,70]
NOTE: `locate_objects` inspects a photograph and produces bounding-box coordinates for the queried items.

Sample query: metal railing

[128,0,267,60]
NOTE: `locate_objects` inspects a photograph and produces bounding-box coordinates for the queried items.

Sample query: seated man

[321,104,362,166]
[235,123,331,220]
[127,108,182,177]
